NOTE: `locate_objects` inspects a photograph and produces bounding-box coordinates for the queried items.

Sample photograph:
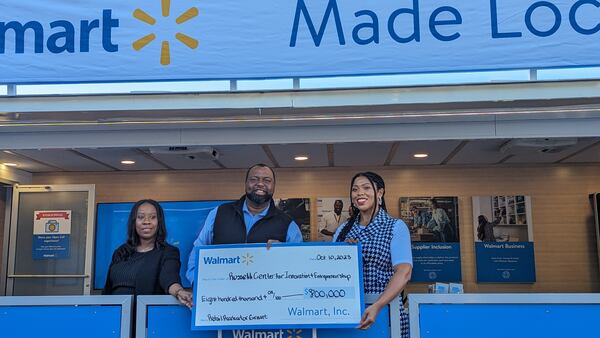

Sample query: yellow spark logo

[286,329,302,338]
[132,0,199,65]
[241,253,254,265]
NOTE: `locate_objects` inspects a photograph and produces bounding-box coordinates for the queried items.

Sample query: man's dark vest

[212,196,292,244]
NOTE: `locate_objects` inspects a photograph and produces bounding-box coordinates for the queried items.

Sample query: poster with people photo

[399,197,461,282]
[400,197,459,243]
[274,198,311,242]
[316,198,351,242]
[472,195,536,283]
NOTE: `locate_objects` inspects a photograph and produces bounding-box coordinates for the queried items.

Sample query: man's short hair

[245,163,276,182]
[334,199,343,204]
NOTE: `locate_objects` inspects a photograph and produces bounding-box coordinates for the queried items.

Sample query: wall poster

[316,198,351,242]
[473,195,536,283]
[400,197,461,282]
[275,198,311,242]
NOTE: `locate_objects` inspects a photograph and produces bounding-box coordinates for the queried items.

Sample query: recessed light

[294,155,309,161]
[3,162,17,167]
[413,153,429,158]
[121,160,136,165]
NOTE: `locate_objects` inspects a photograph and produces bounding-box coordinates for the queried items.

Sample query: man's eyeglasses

[247,176,273,184]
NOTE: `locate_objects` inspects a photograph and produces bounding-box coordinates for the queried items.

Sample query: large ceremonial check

[192,243,364,330]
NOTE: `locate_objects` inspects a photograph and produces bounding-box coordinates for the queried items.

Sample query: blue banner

[475,242,536,283]
[411,242,462,282]
[1,0,599,84]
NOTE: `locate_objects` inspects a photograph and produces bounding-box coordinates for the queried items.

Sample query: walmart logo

[0,0,199,65]
[241,253,254,265]
[0,10,119,54]
[204,255,241,265]
[229,329,304,338]
[287,329,303,338]
[203,253,254,266]
[132,0,199,65]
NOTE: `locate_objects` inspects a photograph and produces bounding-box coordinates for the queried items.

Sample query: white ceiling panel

[447,139,509,164]
[148,152,220,170]
[0,150,57,172]
[269,144,328,167]
[390,140,462,165]
[334,142,393,167]
[76,148,167,171]
[561,141,600,163]
[505,138,600,163]
[216,145,273,169]
[12,149,113,171]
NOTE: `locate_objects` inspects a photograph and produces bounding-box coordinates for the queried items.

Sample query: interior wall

[32,164,600,294]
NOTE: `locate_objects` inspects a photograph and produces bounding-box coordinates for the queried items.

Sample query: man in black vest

[186,163,303,284]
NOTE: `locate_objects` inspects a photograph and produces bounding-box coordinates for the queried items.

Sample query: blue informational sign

[94,200,230,289]
[32,210,72,259]
[475,242,536,283]
[411,242,462,282]
[32,234,70,259]
[2,0,600,84]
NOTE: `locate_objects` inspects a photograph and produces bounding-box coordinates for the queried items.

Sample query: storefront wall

[30,164,600,294]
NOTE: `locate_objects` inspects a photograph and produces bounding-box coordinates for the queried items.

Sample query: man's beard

[246,190,273,205]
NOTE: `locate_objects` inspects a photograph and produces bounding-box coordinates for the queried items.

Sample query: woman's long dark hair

[113,199,167,263]
[336,172,387,242]
[477,215,488,241]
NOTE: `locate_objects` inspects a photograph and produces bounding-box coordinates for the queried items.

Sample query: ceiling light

[413,153,429,158]
[121,160,136,165]
[3,162,17,167]
[294,155,309,161]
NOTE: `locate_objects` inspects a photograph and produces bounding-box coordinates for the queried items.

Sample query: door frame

[5,184,95,295]
[0,186,12,296]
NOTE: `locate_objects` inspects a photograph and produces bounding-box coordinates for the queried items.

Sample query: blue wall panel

[0,305,122,338]
[148,305,390,338]
[95,200,230,289]
[419,304,600,338]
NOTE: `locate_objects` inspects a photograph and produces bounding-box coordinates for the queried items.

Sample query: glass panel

[12,278,84,296]
[13,191,88,295]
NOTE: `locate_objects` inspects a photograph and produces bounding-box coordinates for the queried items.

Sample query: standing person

[103,199,192,308]
[186,163,303,284]
[319,199,346,241]
[333,172,412,337]
[477,214,502,242]
[427,199,453,242]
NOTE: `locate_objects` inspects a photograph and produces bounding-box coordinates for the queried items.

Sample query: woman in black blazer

[103,199,192,308]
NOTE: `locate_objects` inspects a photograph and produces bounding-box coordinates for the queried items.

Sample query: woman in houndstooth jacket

[333,172,413,337]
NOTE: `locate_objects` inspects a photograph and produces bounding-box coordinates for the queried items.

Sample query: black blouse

[102,243,181,296]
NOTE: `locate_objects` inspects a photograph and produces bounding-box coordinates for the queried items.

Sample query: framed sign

[32,210,72,259]
[473,195,536,283]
